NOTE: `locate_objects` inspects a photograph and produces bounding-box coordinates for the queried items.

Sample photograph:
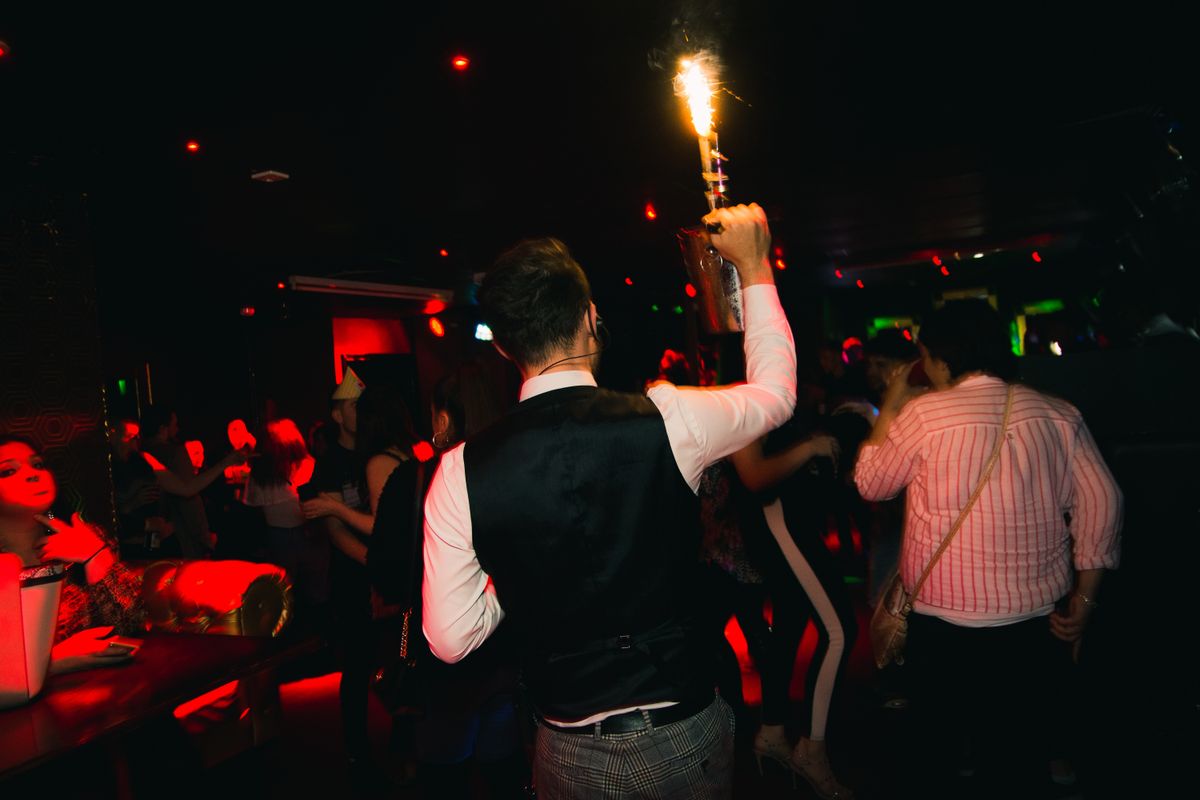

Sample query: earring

[432,430,450,450]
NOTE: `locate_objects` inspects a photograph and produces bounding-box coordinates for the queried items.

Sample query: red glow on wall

[856,279,865,288]
[332,317,412,382]
[940,265,950,276]
[932,255,943,267]
[775,258,787,271]
[644,202,657,220]
[429,317,446,337]
[185,140,200,153]
[422,298,447,315]
[451,55,470,71]
[624,277,634,286]
[834,269,843,279]
[1032,251,1042,263]
[439,248,449,257]
[413,441,435,463]
[685,283,697,298]
[0,44,8,59]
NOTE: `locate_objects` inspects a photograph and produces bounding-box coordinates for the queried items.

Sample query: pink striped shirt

[855,376,1122,626]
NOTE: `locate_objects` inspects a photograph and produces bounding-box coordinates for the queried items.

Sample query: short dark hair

[139,405,175,440]
[478,237,591,368]
[354,384,416,460]
[864,328,918,363]
[919,300,1017,381]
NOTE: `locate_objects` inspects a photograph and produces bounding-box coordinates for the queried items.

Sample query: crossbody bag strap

[909,385,1015,603]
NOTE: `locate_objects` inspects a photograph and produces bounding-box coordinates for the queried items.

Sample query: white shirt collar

[519,370,597,402]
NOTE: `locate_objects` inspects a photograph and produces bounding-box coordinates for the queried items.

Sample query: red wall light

[451,55,470,71]
[932,255,943,267]
[439,248,449,257]
[429,317,446,337]
[239,305,255,317]
[774,258,787,270]
[0,42,9,59]
[834,269,843,279]
[422,298,447,315]
[1031,251,1042,263]
[940,265,950,276]
[185,140,200,153]
[856,279,865,289]
[644,202,657,220]
[684,283,697,298]
[276,281,286,290]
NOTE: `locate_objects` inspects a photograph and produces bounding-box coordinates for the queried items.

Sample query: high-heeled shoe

[790,745,855,800]
[751,730,797,787]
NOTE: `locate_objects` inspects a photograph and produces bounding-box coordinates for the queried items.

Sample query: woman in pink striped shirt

[854,300,1121,798]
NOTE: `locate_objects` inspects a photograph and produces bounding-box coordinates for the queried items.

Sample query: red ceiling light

[185,140,200,153]
[439,248,449,257]
[451,55,470,71]
[834,269,843,279]
[624,277,634,286]
[429,317,446,337]
[940,265,950,276]
[855,279,865,289]
[644,202,657,220]
[422,298,447,315]
[1031,251,1042,263]
[932,255,943,267]
[684,283,697,298]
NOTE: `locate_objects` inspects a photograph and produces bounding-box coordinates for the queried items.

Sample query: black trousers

[903,612,1074,799]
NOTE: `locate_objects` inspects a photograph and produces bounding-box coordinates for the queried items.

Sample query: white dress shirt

[421,284,796,721]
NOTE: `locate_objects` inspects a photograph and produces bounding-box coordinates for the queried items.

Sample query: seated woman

[0,435,144,673]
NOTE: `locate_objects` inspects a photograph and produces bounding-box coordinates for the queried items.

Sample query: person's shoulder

[1013,383,1083,424]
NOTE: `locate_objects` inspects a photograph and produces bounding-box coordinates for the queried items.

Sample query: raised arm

[648,203,798,491]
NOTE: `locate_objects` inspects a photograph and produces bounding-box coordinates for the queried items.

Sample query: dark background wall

[1,154,114,527]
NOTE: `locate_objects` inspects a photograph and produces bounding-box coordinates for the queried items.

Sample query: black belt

[539,693,714,736]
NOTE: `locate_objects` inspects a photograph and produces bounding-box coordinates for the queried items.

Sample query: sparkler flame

[675,56,716,137]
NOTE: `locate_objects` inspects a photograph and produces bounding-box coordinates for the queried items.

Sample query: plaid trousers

[533,695,735,799]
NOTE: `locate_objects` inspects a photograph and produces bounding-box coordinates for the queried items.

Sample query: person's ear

[331,406,344,426]
[433,410,451,437]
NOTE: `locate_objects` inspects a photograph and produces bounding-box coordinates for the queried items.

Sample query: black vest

[466,385,711,720]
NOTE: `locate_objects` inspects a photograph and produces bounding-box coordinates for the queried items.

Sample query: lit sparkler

[674,55,729,212]
[674,53,742,333]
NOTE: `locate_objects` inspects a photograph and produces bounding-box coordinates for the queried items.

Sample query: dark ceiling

[3,1,1195,315]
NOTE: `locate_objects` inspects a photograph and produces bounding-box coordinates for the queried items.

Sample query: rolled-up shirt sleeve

[648,284,797,492]
[421,444,505,663]
[854,403,926,501]
[1065,417,1123,570]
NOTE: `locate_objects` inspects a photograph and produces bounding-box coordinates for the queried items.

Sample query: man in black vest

[422,203,796,798]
